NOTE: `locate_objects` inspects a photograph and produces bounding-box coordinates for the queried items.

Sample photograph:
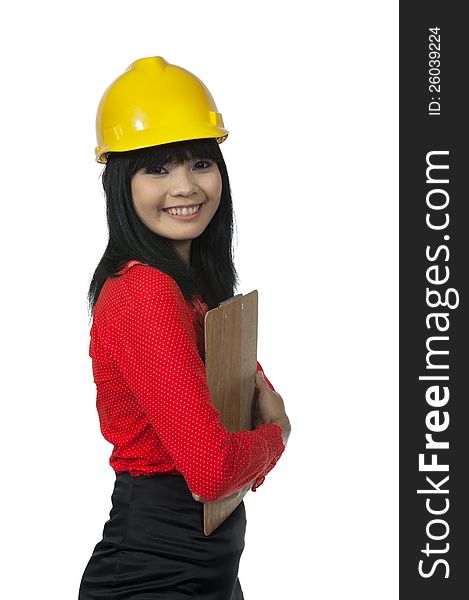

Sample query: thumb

[256,370,265,384]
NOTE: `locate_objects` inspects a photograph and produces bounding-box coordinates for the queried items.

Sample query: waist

[112,470,193,508]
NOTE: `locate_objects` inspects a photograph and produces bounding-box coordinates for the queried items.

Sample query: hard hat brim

[95,130,228,164]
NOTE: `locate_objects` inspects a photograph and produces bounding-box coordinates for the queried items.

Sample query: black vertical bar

[400,3,468,597]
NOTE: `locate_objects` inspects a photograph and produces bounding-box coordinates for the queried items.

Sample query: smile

[162,203,203,219]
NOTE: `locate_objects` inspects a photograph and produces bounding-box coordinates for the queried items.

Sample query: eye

[146,165,168,175]
[193,160,213,170]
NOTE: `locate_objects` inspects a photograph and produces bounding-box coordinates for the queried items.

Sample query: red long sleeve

[90,260,285,501]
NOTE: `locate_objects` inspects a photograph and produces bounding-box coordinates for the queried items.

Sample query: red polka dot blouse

[89,259,286,501]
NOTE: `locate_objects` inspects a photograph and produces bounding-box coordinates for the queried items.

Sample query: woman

[78,56,291,600]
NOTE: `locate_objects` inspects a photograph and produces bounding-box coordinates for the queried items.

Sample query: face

[131,156,222,260]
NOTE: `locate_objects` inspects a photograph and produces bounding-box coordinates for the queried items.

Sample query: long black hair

[87,138,239,322]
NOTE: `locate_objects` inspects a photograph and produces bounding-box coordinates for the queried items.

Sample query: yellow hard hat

[95,56,229,164]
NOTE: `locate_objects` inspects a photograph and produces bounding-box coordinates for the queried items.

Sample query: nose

[168,164,199,198]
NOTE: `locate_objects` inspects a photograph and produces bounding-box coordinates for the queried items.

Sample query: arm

[93,265,285,502]
[192,363,281,501]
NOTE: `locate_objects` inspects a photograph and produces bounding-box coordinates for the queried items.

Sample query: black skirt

[78,472,246,599]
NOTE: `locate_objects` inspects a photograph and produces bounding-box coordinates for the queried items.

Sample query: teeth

[167,204,201,216]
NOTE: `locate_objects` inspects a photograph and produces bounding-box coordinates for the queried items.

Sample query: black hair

[87,138,239,323]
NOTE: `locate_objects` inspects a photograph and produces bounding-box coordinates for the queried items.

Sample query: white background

[0,1,398,598]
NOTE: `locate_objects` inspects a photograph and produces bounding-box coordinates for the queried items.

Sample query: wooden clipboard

[201,290,259,536]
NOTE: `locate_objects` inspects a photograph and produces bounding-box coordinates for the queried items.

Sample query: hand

[191,492,207,503]
[255,370,291,446]
[192,487,248,503]
[255,370,288,425]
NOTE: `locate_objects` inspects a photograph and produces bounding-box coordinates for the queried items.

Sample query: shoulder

[96,260,184,316]
[120,261,183,301]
